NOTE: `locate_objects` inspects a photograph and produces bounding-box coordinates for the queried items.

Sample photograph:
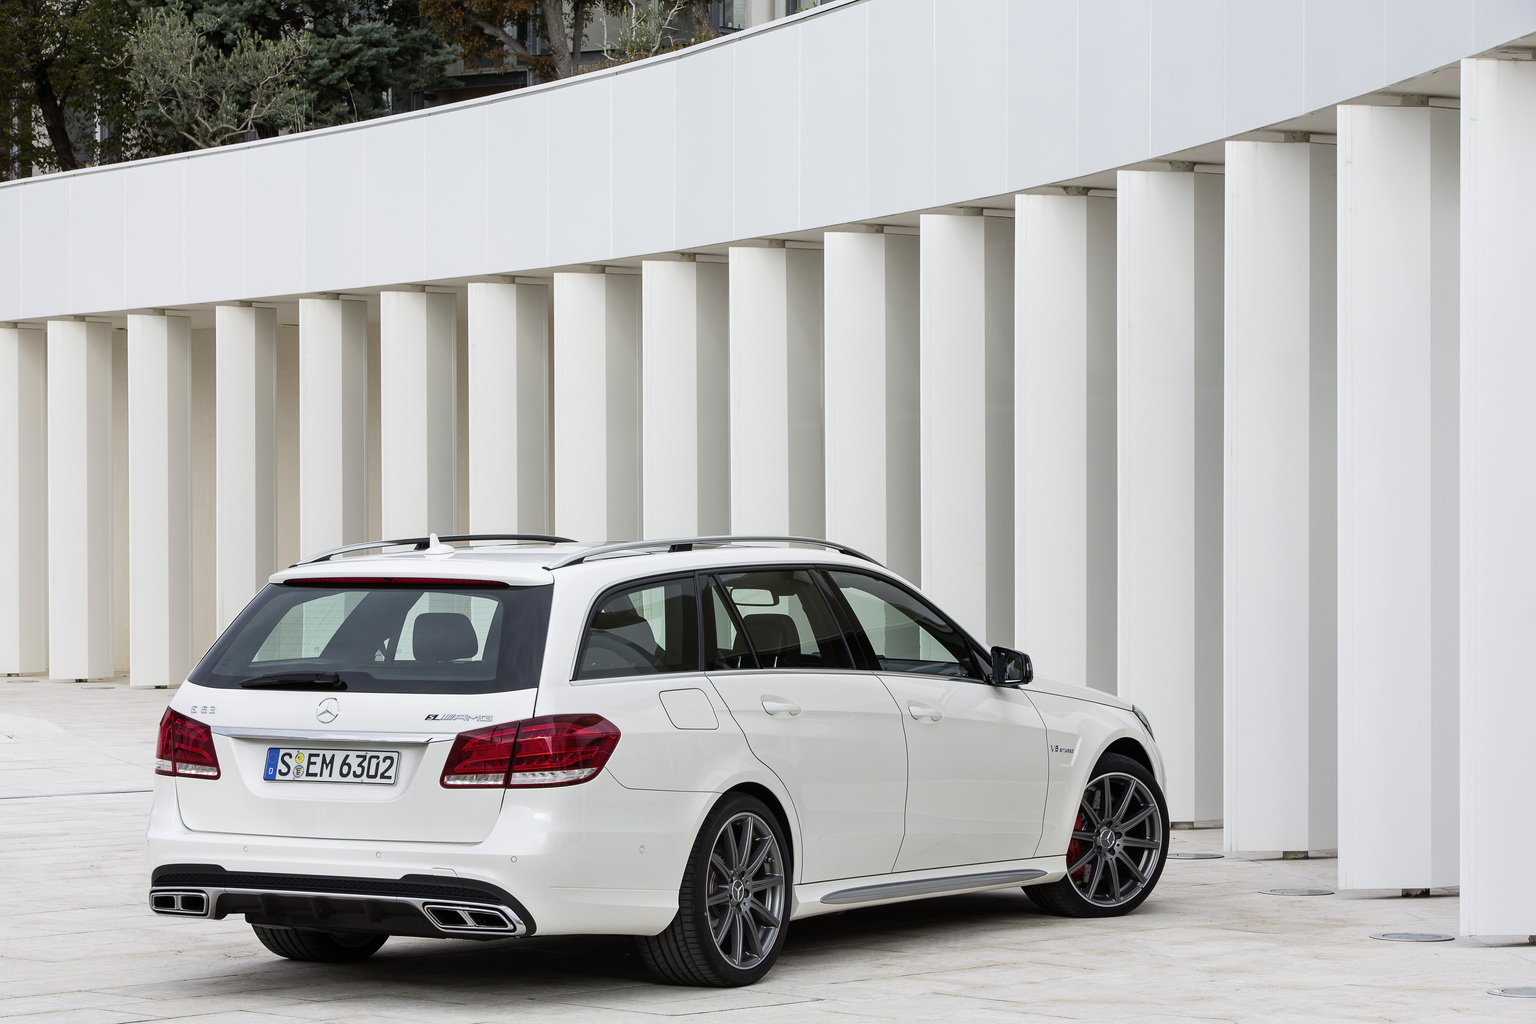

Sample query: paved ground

[3,676,1534,1024]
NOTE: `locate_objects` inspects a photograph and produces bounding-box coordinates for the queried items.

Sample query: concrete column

[215,305,276,631]
[1015,194,1116,691]
[824,230,920,581]
[467,281,550,534]
[1224,140,1338,853]
[642,258,729,538]
[920,213,1014,645]
[1116,169,1224,824]
[380,290,457,538]
[126,314,194,688]
[298,297,368,558]
[728,245,825,537]
[46,320,114,680]
[0,326,47,674]
[1458,59,1535,934]
[1336,103,1459,893]
[552,271,641,542]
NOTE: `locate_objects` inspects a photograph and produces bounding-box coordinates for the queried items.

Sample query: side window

[703,580,757,670]
[826,571,982,679]
[717,569,853,670]
[576,577,698,680]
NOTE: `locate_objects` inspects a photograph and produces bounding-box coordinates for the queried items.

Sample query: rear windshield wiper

[237,672,347,690]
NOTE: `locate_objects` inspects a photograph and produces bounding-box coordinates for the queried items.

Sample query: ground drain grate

[1260,888,1334,896]
[1489,987,1536,998]
[1168,852,1223,860]
[1370,932,1453,942]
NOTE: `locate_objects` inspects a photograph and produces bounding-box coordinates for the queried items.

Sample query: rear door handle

[761,696,802,716]
[908,702,942,722]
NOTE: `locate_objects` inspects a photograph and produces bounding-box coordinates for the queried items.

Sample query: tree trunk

[30,61,79,172]
[539,0,574,78]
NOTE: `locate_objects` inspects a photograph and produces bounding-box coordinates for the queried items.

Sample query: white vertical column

[920,213,1014,645]
[1117,170,1225,824]
[1016,194,1116,691]
[1336,104,1459,892]
[298,297,368,558]
[0,326,47,674]
[729,245,825,537]
[1224,140,1338,853]
[47,320,114,680]
[467,281,550,534]
[380,290,457,538]
[126,314,194,688]
[825,230,920,581]
[643,258,729,538]
[1459,59,1535,935]
[553,271,641,542]
[215,305,276,631]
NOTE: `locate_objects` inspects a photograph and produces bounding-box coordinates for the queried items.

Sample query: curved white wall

[3,0,1535,322]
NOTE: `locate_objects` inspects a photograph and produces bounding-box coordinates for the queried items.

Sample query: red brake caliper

[1066,812,1087,880]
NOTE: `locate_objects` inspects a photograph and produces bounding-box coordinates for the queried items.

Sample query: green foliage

[127,6,307,149]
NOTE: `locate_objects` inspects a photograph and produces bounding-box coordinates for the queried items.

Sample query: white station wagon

[148,535,1168,986]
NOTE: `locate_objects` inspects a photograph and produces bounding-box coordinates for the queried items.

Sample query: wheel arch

[1099,737,1154,775]
[720,781,796,872]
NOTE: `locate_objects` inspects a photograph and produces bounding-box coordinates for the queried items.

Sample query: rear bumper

[149,865,533,939]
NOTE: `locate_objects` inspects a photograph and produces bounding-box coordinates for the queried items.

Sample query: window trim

[570,572,702,682]
[709,565,858,673]
[817,567,991,683]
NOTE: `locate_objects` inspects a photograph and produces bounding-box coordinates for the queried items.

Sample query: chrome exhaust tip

[421,902,519,934]
[150,889,210,916]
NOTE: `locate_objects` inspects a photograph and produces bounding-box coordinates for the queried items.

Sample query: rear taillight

[440,715,620,789]
[155,708,220,779]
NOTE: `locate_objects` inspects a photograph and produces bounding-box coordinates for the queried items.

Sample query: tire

[251,924,387,962]
[636,793,791,986]
[1025,752,1168,918]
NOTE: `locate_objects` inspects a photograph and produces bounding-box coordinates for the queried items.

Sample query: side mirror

[990,646,1033,686]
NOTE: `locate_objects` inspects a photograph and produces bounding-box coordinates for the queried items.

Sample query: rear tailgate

[175,686,536,843]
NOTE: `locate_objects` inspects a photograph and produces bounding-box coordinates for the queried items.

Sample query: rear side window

[825,570,982,679]
[575,577,699,680]
[716,569,853,670]
[188,583,552,694]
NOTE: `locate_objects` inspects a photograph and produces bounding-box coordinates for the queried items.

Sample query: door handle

[761,696,802,717]
[908,702,942,722]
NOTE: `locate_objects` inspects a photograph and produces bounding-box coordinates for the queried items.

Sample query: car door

[703,568,908,884]
[823,569,1051,872]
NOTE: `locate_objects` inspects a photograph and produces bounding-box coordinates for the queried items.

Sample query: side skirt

[790,856,1067,920]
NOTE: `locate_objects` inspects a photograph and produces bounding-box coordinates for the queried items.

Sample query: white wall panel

[674,45,734,251]
[934,0,1007,204]
[380,290,457,537]
[0,326,47,674]
[184,149,244,304]
[1078,2,1151,175]
[1303,1,1386,113]
[1149,0,1224,157]
[799,7,868,229]
[298,297,368,557]
[425,107,488,280]
[486,94,549,272]
[1459,56,1536,937]
[1384,1,1474,84]
[0,189,18,316]
[244,144,305,299]
[365,119,427,287]
[20,178,70,317]
[613,63,677,259]
[734,29,799,240]
[1005,0,1077,188]
[546,80,613,269]
[124,161,185,305]
[68,171,125,314]
[467,282,549,533]
[215,305,276,632]
[1224,5,1304,137]
[304,131,365,292]
[866,0,935,217]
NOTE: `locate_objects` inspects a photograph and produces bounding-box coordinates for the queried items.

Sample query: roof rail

[542,535,881,571]
[292,533,577,567]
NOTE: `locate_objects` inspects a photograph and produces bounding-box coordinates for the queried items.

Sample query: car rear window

[188,583,553,693]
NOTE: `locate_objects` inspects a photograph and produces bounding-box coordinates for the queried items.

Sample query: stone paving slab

[2,676,1534,1023]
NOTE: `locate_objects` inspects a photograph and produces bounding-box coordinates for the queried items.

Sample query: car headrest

[412,612,479,663]
[741,613,801,662]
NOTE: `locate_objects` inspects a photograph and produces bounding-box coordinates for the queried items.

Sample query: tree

[127,7,306,149]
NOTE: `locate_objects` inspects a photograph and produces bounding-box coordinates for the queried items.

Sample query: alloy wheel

[1065,771,1165,907]
[704,810,786,970]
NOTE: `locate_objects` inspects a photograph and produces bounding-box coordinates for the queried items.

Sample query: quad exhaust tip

[150,890,210,916]
[422,902,518,933]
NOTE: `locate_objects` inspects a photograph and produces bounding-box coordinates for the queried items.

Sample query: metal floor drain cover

[1370,932,1454,942]
[1489,987,1536,998]
[1168,852,1224,860]
[1260,888,1334,896]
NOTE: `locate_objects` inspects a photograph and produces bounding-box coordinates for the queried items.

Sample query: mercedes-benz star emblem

[315,697,340,724]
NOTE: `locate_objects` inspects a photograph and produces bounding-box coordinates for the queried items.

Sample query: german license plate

[264,748,399,785]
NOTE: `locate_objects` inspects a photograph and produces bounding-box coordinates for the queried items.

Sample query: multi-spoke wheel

[1026,752,1168,918]
[637,793,791,986]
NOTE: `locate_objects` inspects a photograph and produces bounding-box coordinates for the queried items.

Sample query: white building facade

[1,0,1533,938]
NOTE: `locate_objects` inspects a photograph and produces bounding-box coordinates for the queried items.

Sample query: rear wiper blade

[238,672,346,690]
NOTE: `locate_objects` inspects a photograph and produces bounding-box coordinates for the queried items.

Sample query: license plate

[264,748,399,785]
